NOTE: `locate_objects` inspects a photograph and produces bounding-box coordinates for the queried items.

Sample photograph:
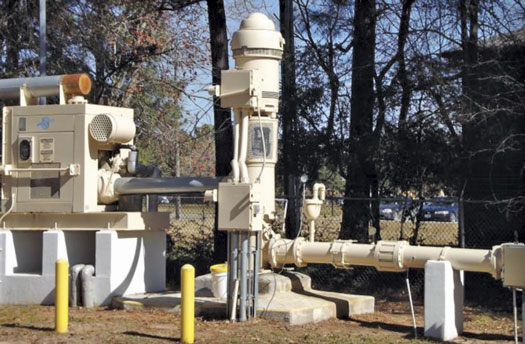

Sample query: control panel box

[501,243,525,288]
[217,182,262,231]
[220,69,262,110]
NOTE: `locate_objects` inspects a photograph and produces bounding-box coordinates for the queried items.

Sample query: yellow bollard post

[55,259,69,334]
[181,264,195,343]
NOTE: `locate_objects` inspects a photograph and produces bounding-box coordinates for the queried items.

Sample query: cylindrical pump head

[231,12,284,59]
[228,13,285,115]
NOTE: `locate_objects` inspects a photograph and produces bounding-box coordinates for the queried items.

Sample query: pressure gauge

[300,174,308,184]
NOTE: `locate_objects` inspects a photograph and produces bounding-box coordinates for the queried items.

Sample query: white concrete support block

[424,260,464,341]
[0,231,10,278]
[0,231,8,302]
[95,230,166,305]
[1,229,166,305]
[2,230,19,275]
[42,230,68,275]
[0,230,57,304]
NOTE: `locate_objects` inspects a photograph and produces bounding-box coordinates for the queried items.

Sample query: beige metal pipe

[0,73,91,99]
[401,245,498,274]
[266,237,502,279]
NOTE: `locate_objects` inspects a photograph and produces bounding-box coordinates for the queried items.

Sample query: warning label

[39,138,55,162]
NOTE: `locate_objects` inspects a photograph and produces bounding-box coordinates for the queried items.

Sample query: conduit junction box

[218,182,262,231]
[501,243,525,288]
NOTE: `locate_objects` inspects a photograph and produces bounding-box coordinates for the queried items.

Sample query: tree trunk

[340,0,377,242]
[207,0,232,262]
[397,0,415,128]
[5,0,20,77]
[279,0,301,238]
[459,0,480,248]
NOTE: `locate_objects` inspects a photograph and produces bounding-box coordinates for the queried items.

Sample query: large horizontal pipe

[114,177,222,195]
[0,73,91,99]
[267,237,502,278]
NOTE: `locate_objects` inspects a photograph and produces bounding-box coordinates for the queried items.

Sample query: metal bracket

[439,246,450,261]
[330,241,351,269]
[68,164,81,176]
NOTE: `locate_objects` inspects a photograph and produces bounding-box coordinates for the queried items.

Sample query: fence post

[55,259,68,334]
[181,264,195,343]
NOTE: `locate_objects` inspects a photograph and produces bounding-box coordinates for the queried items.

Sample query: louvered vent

[89,114,113,142]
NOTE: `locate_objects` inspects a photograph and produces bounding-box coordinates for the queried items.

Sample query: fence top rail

[277,195,518,205]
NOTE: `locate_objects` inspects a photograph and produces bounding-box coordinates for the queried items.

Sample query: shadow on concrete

[123,331,178,342]
[107,235,141,305]
[2,323,54,332]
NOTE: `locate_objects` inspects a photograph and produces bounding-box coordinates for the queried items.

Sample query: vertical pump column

[211,12,284,321]
[230,13,283,218]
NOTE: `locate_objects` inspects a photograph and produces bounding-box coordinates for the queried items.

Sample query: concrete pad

[113,271,375,325]
[113,291,228,318]
[258,291,335,325]
[302,290,375,318]
[282,271,374,317]
[113,289,335,325]
[258,271,292,294]
[424,260,464,341]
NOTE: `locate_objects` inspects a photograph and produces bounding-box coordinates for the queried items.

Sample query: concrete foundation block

[0,230,57,304]
[95,230,166,305]
[42,230,68,275]
[258,291,336,325]
[0,231,9,277]
[282,270,374,317]
[195,273,214,297]
[0,229,166,305]
[258,271,292,295]
[424,260,464,341]
[120,271,374,326]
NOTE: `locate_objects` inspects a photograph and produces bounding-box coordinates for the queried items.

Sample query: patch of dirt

[0,300,519,343]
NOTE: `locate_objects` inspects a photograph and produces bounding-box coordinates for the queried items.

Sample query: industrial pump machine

[0,13,523,341]
[0,73,216,305]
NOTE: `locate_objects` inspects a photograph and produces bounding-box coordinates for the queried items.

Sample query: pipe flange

[395,240,408,269]
[268,237,279,268]
[293,238,307,267]
[374,240,407,272]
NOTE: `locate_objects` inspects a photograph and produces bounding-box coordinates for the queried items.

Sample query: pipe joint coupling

[98,169,122,204]
[490,245,503,279]
[374,240,408,272]
[330,241,352,269]
[268,236,297,268]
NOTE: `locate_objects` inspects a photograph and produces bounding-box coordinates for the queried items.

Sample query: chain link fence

[163,195,522,307]
[162,196,216,288]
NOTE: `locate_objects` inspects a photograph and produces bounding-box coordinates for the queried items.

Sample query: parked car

[380,198,414,222]
[159,196,170,204]
[421,197,458,222]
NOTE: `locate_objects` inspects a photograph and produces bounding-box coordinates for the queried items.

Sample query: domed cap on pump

[231,12,284,59]
[239,12,276,30]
